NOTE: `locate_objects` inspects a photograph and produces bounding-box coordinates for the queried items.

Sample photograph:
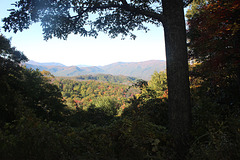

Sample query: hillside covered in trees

[1,0,240,159]
[1,32,171,159]
[53,77,140,112]
[56,74,139,84]
[25,60,166,80]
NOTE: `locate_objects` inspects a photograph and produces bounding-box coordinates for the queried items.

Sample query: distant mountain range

[26,60,66,67]
[25,60,166,80]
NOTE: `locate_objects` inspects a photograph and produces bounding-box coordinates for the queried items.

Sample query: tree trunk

[162,0,191,159]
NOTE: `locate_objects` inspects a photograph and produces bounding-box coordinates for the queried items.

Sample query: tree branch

[78,1,164,23]
[121,2,164,22]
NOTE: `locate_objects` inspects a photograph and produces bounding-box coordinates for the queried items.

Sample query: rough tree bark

[162,0,191,158]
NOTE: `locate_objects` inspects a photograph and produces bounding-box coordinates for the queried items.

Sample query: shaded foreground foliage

[1,0,240,157]
[186,0,240,159]
[3,1,193,157]
[0,33,172,160]
[0,34,173,159]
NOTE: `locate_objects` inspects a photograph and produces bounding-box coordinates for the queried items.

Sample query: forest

[53,76,140,112]
[0,0,239,159]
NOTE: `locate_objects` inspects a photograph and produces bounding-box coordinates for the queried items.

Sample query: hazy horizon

[26,59,166,67]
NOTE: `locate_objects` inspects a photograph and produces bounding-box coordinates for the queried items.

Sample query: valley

[25,60,166,80]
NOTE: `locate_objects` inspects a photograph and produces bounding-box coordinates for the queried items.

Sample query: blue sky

[0,0,166,66]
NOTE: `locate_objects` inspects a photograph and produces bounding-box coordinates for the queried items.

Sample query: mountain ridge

[27,60,66,67]
[25,60,166,80]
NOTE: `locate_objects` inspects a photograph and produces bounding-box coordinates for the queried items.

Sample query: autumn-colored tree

[187,0,240,93]
[3,0,194,157]
[187,1,240,159]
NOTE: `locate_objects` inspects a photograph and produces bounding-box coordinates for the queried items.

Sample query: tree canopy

[3,0,192,40]
[186,1,240,159]
[0,34,66,124]
[2,0,193,158]
[1,0,240,159]
[187,0,240,97]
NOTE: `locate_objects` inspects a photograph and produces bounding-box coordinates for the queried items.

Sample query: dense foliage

[53,77,139,115]
[1,0,240,159]
[2,0,192,40]
[187,0,240,159]
[68,74,138,84]
[1,34,171,159]
[0,34,66,124]
[2,0,193,157]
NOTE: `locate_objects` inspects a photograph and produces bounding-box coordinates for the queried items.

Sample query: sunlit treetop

[3,0,192,40]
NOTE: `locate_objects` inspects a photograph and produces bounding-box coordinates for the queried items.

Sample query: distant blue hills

[24,60,166,80]
[26,60,66,67]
